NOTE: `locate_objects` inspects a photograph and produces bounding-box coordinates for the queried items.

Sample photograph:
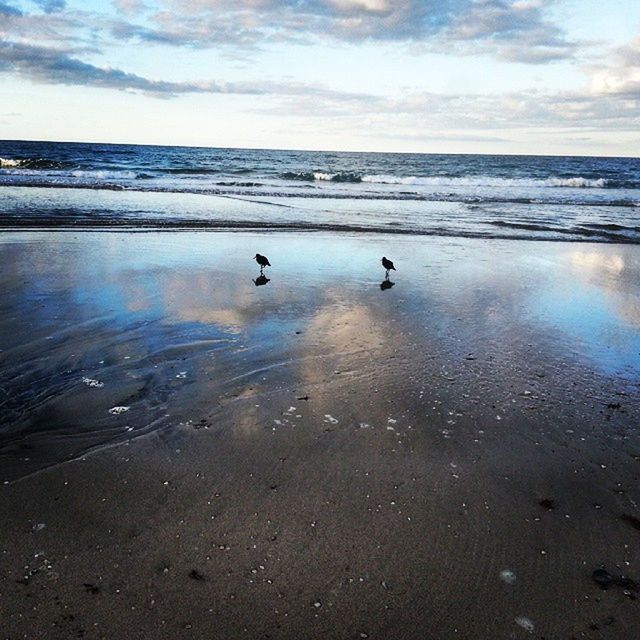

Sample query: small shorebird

[254,253,271,272]
[381,256,395,276]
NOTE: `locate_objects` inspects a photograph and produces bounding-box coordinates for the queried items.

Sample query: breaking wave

[0,156,632,191]
[282,171,363,183]
[361,175,611,188]
[277,171,625,188]
[0,157,71,170]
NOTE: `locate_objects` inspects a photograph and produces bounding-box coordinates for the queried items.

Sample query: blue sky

[0,0,639,155]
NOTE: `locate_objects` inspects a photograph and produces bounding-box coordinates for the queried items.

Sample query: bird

[381,256,395,276]
[254,253,271,271]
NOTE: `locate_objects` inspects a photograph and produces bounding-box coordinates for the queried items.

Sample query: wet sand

[1,231,640,639]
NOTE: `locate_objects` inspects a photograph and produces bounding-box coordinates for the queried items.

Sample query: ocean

[1,140,639,242]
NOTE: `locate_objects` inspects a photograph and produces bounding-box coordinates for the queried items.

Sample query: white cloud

[589,37,640,97]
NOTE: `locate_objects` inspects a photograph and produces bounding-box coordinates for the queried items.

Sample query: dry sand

[1,231,639,639]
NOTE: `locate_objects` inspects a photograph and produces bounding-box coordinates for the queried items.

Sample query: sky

[0,0,639,155]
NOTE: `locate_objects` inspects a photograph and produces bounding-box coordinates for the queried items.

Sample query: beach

[1,230,640,639]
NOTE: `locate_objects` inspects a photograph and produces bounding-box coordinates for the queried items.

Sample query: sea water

[1,140,639,242]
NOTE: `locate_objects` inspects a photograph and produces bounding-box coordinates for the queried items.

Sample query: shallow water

[1,231,639,479]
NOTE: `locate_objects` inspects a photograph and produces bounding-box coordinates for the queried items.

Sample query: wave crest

[0,157,71,170]
[0,157,21,168]
[278,171,614,188]
[282,171,362,183]
[361,174,610,188]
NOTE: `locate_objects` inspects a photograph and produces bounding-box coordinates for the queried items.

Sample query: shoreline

[1,225,639,246]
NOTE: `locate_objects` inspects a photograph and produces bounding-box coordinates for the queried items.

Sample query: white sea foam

[71,169,138,180]
[0,157,21,167]
[361,174,608,188]
[546,177,607,188]
[313,172,336,181]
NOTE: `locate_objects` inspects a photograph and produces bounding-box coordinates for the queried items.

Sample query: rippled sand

[1,232,640,638]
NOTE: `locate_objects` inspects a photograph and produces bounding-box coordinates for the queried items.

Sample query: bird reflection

[380,278,395,291]
[253,274,271,287]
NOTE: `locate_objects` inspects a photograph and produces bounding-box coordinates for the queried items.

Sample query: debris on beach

[592,568,638,595]
[515,616,535,633]
[499,569,516,584]
[108,406,130,415]
[324,415,338,424]
[82,377,104,388]
[592,568,614,588]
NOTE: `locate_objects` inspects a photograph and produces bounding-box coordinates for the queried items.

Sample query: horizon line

[1,138,638,161]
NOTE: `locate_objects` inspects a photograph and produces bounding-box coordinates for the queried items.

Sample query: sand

[1,231,639,639]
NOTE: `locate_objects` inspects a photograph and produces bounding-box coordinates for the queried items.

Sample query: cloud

[589,37,640,98]
[112,0,146,16]
[0,7,94,49]
[105,0,576,62]
[0,1,579,73]
[446,0,576,62]
[33,0,66,13]
[255,77,639,137]
[106,0,462,47]
[0,40,375,99]
[247,26,639,133]
[0,41,244,96]
[372,131,512,143]
[0,1,22,15]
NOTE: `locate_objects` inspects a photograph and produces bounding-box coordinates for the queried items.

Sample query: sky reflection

[0,231,639,477]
